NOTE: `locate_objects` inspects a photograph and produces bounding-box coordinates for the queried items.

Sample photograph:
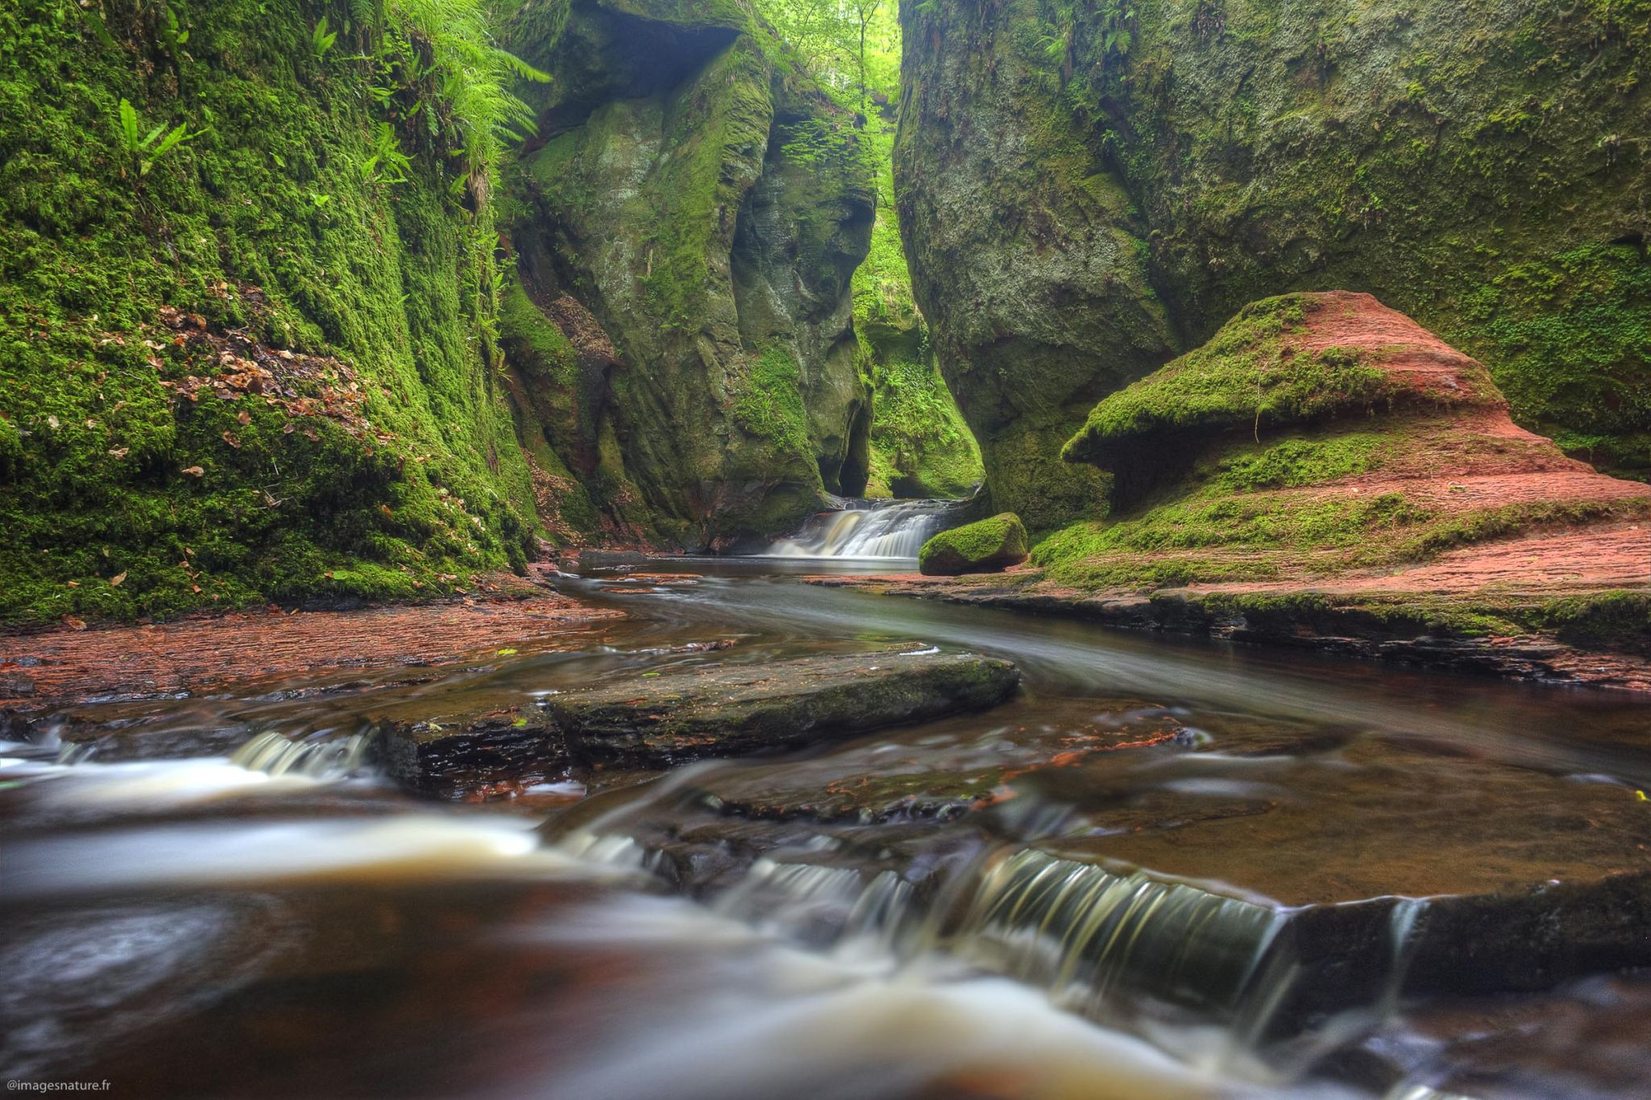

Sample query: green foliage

[311,15,339,61]
[378,0,551,198]
[753,0,899,107]
[734,345,813,458]
[865,353,982,498]
[115,97,195,179]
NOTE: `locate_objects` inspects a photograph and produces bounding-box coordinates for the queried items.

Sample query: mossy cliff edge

[500,0,878,547]
[897,0,1651,529]
[0,0,548,626]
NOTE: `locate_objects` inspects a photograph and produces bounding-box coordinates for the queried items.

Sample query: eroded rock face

[897,0,1651,525]
[503,0,876,546]
[1035,291,1651,594]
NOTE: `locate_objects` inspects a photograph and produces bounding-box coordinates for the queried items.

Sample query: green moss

[1065,295,1417,465]
[1459,243,1651,476]
[919,512,1030,575]
[0,0,539,626]
[734,344,813,457]
[1213,434,1379,491]
[1532,591,1651,656]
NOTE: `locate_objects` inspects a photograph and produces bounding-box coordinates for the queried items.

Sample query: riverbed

[4,555,1650,1098]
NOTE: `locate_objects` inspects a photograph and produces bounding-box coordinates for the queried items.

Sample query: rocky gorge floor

[4,557,1651,1097]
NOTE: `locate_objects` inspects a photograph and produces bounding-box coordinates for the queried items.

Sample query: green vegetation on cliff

[898,0,1651,531]
[504,0,879,542]
[0,0,548,626]
[855,121,982,499]
[757,0,982,502]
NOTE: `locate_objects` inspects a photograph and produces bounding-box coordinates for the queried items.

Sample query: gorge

[2,1,1650,1097]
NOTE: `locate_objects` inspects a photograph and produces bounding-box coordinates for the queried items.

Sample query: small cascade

[230,730,371,780]
[713,856,918,948]
[764,497,971,560]
[956,850,1288,1018]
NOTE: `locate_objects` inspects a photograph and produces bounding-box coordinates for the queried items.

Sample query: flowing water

[4,540,1651,1097]
[762,497,972,560]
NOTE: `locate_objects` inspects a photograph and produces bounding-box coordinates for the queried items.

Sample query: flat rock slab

[548,646,1021,768]
[376,646,1021,793]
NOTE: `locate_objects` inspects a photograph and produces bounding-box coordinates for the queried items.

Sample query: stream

[4,515,1651,1098]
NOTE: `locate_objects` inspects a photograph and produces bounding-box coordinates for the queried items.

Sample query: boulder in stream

[919,513,1030,576]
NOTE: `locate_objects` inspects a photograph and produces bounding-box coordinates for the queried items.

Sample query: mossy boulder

[919,513,1030,576]
[503,0,876,545]
[898,0,1651,528]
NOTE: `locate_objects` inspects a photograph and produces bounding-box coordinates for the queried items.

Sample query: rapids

[4,552,1651,1098]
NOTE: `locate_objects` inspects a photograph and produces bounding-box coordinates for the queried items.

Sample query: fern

[312,15,339,61]
[115,97,196,179]
[381,0,550,202]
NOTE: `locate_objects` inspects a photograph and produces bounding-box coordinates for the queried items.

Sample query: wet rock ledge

[379,646,1021,795]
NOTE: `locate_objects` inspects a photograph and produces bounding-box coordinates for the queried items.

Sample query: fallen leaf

[63,616,87,631]
[109,571,127,587]
[181,465,205,477]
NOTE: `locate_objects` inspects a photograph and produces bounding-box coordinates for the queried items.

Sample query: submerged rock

[918,513,1029,576]
[1006,736,1651,1030]
[549,646,1021,768]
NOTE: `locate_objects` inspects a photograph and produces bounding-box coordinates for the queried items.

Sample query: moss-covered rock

[919,513,1030,576]
[1036,292,1651,591]
[0,0,541,626]
[503,0,876,544]
[898,0,1651,527]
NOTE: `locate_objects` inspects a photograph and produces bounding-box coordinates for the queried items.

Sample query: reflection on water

[3,557,1650,1097]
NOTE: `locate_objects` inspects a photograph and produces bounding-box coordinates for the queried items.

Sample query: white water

[764,498,970,560]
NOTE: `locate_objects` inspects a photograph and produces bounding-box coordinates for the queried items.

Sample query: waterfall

[229,730,371,780]
[957,851,1288,1019]
[763,498,970,560]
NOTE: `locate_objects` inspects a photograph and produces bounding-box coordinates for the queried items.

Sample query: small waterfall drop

[763,497,970,560]
[230,730,371,780]
[957,850,1289,1018]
